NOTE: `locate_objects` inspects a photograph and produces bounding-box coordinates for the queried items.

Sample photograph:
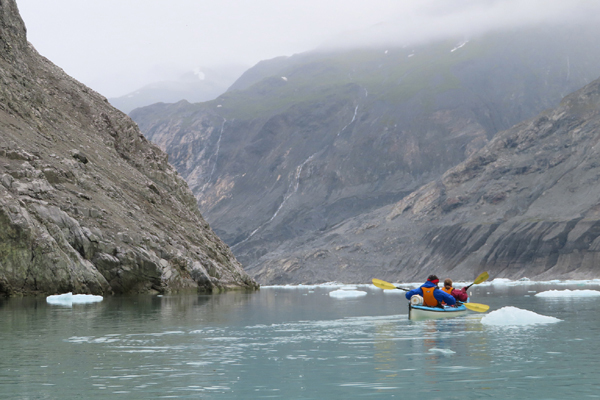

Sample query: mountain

[0,0,257,296]
[130,23,600,284]
[250,75,600,283]
[108,66,247,114]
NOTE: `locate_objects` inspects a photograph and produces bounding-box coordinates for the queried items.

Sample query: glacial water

[1,280,599,399]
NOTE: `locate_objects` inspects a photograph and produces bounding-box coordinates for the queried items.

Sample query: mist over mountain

[109,65,247,114]
[131,21,600,284]
[320,0,600,52]
[0,0,257,296]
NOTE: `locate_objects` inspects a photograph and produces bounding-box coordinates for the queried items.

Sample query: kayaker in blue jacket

[405,275,456,307]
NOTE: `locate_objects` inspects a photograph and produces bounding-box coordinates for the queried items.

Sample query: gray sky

[15,0,599,98]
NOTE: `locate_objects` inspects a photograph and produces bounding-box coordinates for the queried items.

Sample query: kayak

[408,303,469,321]
[371,277,490,319]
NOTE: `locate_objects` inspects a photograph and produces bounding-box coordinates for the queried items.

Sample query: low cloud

[321,0,600,50]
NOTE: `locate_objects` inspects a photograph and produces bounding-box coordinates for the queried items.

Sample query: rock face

[131,23,600,283]
[249,77,600,283]
[0,0,257,296]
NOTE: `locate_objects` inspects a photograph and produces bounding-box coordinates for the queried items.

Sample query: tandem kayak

[408,303,469,321]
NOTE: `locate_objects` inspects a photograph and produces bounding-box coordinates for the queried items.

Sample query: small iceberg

[535,289,600,298]
[46,292,103,307]
[481,306,560,326]
[429,348,455,355]
[329,289,367,299]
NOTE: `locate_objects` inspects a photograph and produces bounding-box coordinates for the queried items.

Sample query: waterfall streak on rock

[337,105,359,136]
[201,118,226,193]
[233,154,316,248]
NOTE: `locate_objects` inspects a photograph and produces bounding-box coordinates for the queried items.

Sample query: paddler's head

[444,278,452,289]
[427,275,440,286]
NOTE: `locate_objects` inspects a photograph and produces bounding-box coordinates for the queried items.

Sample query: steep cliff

[131,23,600,280]
[0,0,257,296]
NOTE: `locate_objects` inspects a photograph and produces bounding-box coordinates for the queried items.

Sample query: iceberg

[429,348,456,355]
[535,289,600,297]
[46,292,103,307]
[481,306,560,326]
[329,289,367,299]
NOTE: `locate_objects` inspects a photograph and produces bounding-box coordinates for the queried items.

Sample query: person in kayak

[442,278,469,302]
[405,275,456,307]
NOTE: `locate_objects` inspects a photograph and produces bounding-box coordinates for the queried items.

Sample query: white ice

[478,278,600,287]
[262,282,369,290]
[46,292,103,306]
[383,289,406,295]
[328,289,367,299]
[429,348,455,355]
[481,306,561,326]
[535,289,600,297]
[262,278,600,290]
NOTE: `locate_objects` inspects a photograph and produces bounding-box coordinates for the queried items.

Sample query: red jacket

[451,287,469,302]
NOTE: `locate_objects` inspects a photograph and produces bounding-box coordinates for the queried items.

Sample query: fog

[15,0,599,98]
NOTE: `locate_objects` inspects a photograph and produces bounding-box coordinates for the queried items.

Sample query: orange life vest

[421,286,439,307]
[441,286,454,305]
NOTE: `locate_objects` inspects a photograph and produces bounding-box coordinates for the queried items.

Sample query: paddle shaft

[463,271,489,290]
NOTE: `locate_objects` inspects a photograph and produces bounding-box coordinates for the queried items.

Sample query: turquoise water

[1,282,599,399]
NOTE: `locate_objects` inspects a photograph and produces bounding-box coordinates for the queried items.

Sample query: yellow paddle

[463,302,490,312]
[372,278,411,291]
[464,271,490,290]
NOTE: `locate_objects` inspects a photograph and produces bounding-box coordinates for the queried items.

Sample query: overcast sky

[15,0,599,98]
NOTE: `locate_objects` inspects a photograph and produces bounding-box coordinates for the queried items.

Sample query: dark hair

[427,274,439,282]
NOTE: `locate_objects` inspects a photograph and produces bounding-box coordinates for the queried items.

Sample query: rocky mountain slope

[131,23,600,283]
[0,0,257,296]
[249,76,600,283]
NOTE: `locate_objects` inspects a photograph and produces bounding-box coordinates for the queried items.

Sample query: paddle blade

[372,279,398,290]
[464,302,490,313]
[473,271,489,285]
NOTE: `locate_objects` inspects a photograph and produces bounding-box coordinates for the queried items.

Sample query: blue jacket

[405,281,456,306]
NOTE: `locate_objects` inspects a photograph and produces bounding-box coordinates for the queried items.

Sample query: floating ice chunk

[329,289,367,299]
[383,289,406,295]
[281,76,288,81]
[535,289,600,298]
[477,278,600,288]
[262,279,600,291]
[429,348,455,355]
[262,282,367,290]
[481,306,560,326]
[46,292,103,306]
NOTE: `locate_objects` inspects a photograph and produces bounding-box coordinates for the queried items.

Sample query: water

[1,282,599,399]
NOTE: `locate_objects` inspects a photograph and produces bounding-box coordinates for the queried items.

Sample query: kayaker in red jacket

[404,275,456,307]
[442,278,469,302]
